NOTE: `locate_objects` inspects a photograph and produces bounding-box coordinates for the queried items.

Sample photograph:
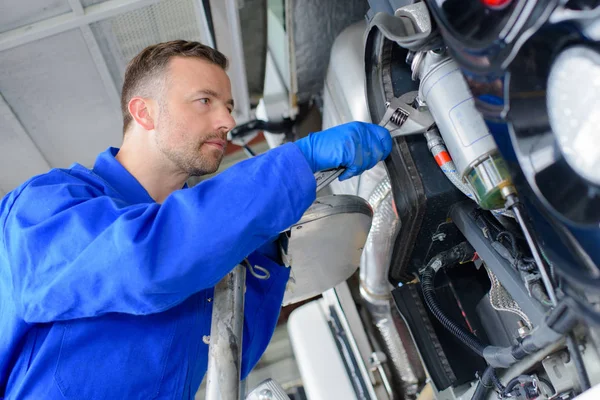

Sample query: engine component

[420,242,484,357]
[394,266,492,390]
[365,5,471,283]
[415,53,515,210]
[450,202,547,326]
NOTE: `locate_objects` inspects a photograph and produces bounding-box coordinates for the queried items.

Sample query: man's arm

[1,143,315,323]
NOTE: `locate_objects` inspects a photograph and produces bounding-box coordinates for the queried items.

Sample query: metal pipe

[359,176,424,398]
[205,264,247,400]
[359,177,399,300]
[508,197,558,306]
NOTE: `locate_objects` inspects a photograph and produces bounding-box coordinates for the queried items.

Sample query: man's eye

[199,98,210,104]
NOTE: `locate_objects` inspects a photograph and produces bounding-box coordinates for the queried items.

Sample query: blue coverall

[0,142,316,399]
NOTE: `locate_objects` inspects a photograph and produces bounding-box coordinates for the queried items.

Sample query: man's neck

[116,135,188,204]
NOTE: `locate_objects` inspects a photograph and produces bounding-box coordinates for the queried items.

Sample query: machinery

[281,1,600,399]
[217,1,600,399]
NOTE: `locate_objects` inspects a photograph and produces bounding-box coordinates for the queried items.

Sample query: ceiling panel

[0,0,71,33]
[0,93,51,194]
[0,29,122,172]
[89,0,207,91]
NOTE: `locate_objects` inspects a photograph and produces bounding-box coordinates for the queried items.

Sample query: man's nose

[215,107,236,133]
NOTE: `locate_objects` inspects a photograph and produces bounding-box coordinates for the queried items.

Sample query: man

[0,40,391,399]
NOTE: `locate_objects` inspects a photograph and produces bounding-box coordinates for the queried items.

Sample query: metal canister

[416,53,514,209]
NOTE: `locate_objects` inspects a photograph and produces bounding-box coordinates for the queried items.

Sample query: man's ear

[128,97,155,131]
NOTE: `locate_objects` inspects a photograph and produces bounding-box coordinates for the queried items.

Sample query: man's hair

[121,40,229,134]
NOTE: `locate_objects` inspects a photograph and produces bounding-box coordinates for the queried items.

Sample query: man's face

[154,56,236,176]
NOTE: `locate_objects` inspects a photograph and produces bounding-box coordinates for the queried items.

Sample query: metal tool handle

[315,168,345,193]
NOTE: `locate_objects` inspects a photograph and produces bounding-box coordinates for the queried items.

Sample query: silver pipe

[205,264,247,400]
[359,177,399,300]
[359,177,423,398]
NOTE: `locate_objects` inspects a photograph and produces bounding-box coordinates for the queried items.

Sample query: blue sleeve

[240,252,290,379]
[0,143,315,323]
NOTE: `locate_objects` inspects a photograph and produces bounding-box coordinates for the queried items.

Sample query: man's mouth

[204,139,227,152]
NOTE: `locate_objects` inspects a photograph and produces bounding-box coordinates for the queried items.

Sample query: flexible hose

[420,243,486,357]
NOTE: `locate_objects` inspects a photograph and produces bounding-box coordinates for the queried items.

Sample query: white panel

[0,29,122,170]
[0,93,51,193]
[288,300,358,400]
[0,0,71,33]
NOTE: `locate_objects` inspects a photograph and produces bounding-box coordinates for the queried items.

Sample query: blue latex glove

[294,121,392,181]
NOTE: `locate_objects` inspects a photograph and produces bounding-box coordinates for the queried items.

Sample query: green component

[466,155,513,210]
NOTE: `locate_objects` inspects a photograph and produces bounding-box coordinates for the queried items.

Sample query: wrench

[315,92,434,193]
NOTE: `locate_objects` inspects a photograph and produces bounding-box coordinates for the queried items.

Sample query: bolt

[258,389,273,400]
[202,335,210,344]
[207,297,212,303]
[517,320,530,338]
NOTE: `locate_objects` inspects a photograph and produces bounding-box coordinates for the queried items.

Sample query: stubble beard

[155,109,225,177]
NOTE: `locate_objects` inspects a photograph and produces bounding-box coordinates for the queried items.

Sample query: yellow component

[466,154,515,210]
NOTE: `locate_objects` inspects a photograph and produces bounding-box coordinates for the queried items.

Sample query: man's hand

[294,121,392,181]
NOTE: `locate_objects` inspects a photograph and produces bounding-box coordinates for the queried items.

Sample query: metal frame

[205,264,247,400]
[0,0,160,53]
[68,0,122,118]
[193,0,216,48]
[209,0,251,124]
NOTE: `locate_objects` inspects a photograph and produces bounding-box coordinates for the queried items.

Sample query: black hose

[567,333,591,392]
[420,243,486,357]
[471,366,501,400]
[229,118,294,140]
